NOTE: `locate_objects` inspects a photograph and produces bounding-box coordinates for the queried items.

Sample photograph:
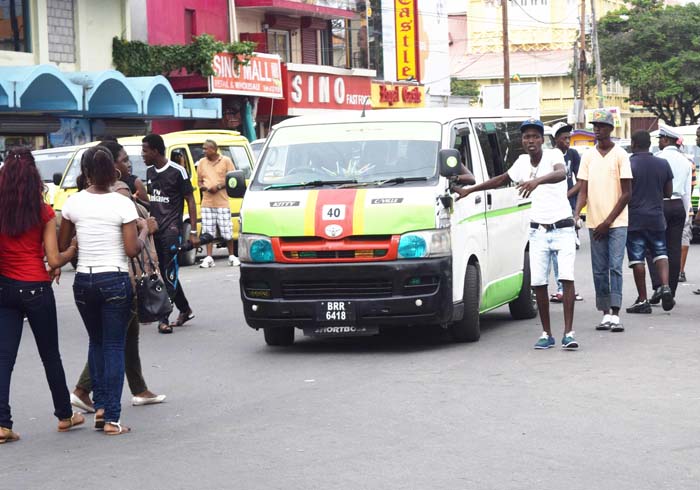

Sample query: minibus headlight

[398,229,451,259]
[239,234,274,263]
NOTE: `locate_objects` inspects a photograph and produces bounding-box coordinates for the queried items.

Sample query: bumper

[240,257,453,329]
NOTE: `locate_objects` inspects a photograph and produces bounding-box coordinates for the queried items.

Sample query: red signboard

[287,69,371,114]
[210,52,284,99]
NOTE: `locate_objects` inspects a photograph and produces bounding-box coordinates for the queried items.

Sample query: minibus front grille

[281,279,394,299]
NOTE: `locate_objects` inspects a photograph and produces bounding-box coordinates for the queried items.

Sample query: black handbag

[130,247,173,323]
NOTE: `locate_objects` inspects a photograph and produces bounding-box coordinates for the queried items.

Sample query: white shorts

[201,207,233,241]
[682,215,693,247]
[528,226,576,287]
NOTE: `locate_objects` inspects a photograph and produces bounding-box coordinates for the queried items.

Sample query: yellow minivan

[52,130,255,265]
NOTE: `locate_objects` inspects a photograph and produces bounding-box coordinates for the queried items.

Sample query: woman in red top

[0,148,85,444]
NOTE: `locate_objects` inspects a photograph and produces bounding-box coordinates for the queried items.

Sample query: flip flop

[158,323,173,334]
[104,421,131,436]
[0,426,20,444]
[58,412,85,432]
[693,289,700,295]
[170,311,195,327]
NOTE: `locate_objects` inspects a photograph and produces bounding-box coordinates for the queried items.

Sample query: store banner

[371,82,424,109]
[394,0,419,80]
[287,69,372,114]
[210,52,284,99]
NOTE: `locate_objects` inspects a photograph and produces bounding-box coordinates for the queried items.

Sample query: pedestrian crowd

[0,133,240,442]
[1,113,698,443]
[454,110,696,350]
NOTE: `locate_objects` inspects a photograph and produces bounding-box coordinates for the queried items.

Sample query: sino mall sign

[394,0,419,80]
[210,52,283,98]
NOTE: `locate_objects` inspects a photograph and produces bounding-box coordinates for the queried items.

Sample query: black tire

[450,263,481,343]
[264,327,295,346]
[178,222,197,266]
[509,251,537,320]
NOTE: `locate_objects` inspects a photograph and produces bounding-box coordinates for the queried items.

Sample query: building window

[184,9,196,43]
[267,29,290,63]
[319,28,331,66]
[0,0,30,53]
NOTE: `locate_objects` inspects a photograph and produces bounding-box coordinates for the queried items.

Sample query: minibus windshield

[253,122,442,189]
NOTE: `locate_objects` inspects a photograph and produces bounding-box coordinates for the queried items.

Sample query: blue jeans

[0,275,72,429]
[73,272,133,423]
[589,227,628,311]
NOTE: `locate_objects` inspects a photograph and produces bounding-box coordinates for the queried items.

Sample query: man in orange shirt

[574,110,633,332]
[197,140,239,268]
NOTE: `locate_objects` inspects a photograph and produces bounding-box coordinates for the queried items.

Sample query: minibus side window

[495,121,525,173]
[474,122,504,180]
[452,129,473,173]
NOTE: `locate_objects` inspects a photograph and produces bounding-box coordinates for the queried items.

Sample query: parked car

[52,130,255,265]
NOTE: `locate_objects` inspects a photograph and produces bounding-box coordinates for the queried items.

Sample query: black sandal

[158,323,173,334]
[170,310,194,327]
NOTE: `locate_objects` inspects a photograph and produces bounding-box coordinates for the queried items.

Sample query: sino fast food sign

[394,0,419,80]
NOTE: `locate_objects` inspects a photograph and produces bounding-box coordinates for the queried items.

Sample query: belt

[530,218,575,231]
[76,265,125,274]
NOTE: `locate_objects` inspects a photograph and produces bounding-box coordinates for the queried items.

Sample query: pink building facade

[146,0,230,45]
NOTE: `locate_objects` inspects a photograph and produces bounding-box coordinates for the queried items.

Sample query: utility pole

[502,0,510,109]
[577,0,587,127]
[590,0,604,108]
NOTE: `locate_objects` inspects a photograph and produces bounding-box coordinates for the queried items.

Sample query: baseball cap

[520,118,544,134]
[551,122,573,137]
[590,109,614,127]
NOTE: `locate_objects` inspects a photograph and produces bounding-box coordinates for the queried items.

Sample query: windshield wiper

[264,179,358,190]
[337,176,429,189]
[375,176,428,186]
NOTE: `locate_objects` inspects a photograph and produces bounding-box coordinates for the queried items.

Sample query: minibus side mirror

[52,172,62,186]
[439,149,461,178]
[226,170,247,198]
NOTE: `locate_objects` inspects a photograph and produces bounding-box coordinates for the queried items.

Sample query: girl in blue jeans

[0,148,85,443]
[59,146,149,436]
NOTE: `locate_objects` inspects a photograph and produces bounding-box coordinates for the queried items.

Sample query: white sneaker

[199,256,215,268]
[228,255,241,266]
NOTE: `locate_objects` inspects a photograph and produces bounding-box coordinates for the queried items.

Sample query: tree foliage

[451,78,480,98]
[598,2,700,126]
[112,34,256,77]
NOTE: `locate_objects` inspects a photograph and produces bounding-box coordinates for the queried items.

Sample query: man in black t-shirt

[143,133,199,334]
[625,130,675,314]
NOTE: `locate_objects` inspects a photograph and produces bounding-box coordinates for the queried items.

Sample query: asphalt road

[4,235,700,490]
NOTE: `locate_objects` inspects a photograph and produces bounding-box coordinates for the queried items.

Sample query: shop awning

[0,65,221,119]
[68,70,141,116]
[0,65,82,111]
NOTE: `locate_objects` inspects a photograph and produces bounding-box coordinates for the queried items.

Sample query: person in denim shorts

[59,146,150,436]
[454,119,579,350]
[625,131,675,314]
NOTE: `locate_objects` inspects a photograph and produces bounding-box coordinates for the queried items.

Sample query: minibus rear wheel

[509,251,537,320]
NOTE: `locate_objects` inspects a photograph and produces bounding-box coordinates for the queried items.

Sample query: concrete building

[450,0,634,137]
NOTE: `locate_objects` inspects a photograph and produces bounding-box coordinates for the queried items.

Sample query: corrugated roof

[452,50,574,80]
